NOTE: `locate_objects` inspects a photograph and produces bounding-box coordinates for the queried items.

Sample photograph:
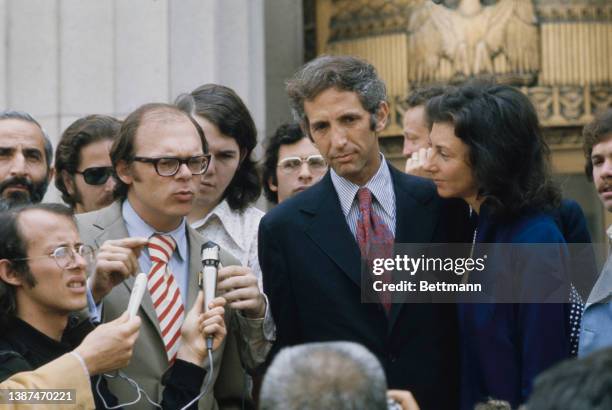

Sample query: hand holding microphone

[177,291,227,366]
[175,241,227,366]
[75,312,141,375]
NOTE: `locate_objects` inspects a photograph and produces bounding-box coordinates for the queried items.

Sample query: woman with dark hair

[176,84,265,287]
[423,82,572,409]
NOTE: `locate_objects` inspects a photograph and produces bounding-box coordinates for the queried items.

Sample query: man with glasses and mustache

[77,103,269,409]
[54,115,121,213]
[0,110,54,211]
[262,122,327,204]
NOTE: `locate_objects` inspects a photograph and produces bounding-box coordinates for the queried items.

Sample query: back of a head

[260,341,388,410]
[526,347,612,410]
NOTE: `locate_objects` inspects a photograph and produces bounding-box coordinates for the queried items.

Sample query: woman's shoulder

[505,210,565,243]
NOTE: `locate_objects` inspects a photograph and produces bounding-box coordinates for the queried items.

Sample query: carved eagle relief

[407,0,540,84]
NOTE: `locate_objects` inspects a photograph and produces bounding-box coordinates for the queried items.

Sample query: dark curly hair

[176,84,261,211]
[262,123,306,203]
[583,109,612,181]
[426,81,561,218]
[54,115,121,207]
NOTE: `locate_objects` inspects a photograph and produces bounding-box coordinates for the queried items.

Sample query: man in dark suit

[259,56,469,409]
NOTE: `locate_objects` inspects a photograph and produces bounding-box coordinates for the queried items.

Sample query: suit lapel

[388,167,439,330]
[186,225,203,309]
[302,168,441,330]
[303,174,362,287]
[92,202,163,339]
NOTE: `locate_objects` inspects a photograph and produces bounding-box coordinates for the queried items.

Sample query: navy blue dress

[459,205,572,410]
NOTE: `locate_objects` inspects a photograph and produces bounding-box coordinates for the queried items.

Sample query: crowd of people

[0,55,610,410]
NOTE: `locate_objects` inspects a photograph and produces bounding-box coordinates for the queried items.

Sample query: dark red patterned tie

[355,187,394,312]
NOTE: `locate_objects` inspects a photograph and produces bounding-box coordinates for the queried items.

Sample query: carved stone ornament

[407,0,540,85]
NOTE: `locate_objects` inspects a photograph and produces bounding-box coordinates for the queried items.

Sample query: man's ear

[61,170,76,196]
[0,260,23,287]
[115,161,133,185]
[268,176,278,193]
[374,101,390,132]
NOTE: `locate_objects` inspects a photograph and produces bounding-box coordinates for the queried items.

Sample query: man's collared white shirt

[190,200,264,290]
[330,154,397,239]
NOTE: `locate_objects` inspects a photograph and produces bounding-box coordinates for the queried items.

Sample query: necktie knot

[357,187,372,209]
[148,234,176,265]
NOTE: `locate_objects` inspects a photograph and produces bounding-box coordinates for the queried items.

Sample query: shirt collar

[122,199,187,262]
[190,200,246,251]
[330,154,395,217]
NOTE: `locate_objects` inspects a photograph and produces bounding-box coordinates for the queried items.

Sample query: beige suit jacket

[76,201,267,410]
[0,353,94,409]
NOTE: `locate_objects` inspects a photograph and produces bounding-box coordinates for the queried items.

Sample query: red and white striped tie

[147,234,185,363]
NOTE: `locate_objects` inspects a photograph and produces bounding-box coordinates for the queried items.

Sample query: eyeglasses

[277,154,327,174]
[132,155,211,177]
[75,167,114,185]
[12,244,95,270]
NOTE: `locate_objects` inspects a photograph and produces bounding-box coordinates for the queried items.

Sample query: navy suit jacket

[259,165,470,410]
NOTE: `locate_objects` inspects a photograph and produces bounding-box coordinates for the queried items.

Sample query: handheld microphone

[200,241,220,350]
[126,273,148,318]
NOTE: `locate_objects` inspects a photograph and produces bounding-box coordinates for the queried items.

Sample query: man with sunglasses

[263,122,327,204]
[77,103,269,409]
[55,115,121,213]
[0,110,54,211]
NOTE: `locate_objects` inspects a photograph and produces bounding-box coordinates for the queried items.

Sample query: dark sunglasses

[75,166,114,185]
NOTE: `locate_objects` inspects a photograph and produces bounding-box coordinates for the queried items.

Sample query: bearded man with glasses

[76,103,269,409]
[55,115,122,214]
